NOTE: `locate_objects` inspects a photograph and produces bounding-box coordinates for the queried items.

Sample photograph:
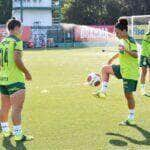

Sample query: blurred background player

[0,18,33,141]
[140,23,150,96]
[93,19,139,125]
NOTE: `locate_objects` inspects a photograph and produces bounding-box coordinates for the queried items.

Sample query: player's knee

[3,103,11,110]
[125,92,133,100]
[12,107,23,114]
[102,65,109,73]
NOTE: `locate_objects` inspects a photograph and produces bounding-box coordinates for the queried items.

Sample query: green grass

[0,47,150,150]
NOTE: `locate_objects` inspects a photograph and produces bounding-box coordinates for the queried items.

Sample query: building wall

[12,0,52,26]
[12,9,52,26]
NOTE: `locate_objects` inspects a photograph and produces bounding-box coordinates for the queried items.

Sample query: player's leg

[11,89,25,125]
[93,65,119,98]
[101,65,115,93]
[125,92,135,120]
[140,55,149,96]
[10,86,33,141]
[120,92,136,126]
[120,79,137,125]
[0,90,12,137]
[140,67,147,95]
[149,68,150,82]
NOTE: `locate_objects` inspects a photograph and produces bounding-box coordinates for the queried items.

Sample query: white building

[12,0,52,26]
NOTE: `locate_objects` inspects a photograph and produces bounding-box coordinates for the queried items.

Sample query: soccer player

[0,18,33,141]
[93,19,139,125]
[140,30,150,96]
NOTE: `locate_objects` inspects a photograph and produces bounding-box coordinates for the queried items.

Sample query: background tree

[62,0,150,25]
[0,0,12,24]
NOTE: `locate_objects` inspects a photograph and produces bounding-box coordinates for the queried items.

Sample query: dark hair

[6,18,21,31]
[115,19,128,31]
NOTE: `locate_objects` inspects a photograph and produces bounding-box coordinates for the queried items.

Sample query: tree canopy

[62,0,150,25]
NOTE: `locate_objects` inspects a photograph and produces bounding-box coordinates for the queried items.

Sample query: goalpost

[120,15,150,43]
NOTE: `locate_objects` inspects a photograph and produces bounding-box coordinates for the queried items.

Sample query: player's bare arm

[125,50,138,58]
[107,53,119,64]
[14,50,32,81]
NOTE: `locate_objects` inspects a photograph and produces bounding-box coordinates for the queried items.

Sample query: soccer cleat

[2,130,13,138]
[119,119,135,126]
[15,134,34,142]
[92,90,106,98]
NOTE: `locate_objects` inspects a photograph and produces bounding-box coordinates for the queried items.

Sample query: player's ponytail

[6,18,21,31]
[115,19,128,31]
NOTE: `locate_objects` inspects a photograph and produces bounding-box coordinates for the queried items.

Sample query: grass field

[0,47,150,150]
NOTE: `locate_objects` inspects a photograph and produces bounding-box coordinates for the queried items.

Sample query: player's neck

[122,34,128,40]
[9,32,21,39]
[9,31,16,36]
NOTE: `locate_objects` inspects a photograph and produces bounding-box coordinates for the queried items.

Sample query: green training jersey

[141,32,150,57]
[118,36,139,80]
[0,35,25,85]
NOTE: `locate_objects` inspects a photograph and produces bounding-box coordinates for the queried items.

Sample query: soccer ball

[87,73,101,87]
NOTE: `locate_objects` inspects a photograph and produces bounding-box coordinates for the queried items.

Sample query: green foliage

[62,0,150,25]
[0,0,12,24]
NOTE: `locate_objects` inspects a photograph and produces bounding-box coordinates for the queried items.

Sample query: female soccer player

[0,18,33,141]
[93,19,139,125]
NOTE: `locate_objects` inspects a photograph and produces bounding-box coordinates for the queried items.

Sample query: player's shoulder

[7,35,22,43]
[128,36,136,44]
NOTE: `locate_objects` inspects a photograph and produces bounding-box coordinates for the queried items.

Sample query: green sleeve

[128,37,137,52]
[130,42,137,52]
[14,41,23,51]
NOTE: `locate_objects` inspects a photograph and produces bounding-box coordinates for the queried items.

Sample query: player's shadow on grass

[2,137,16,150]
[16,141,27,150]
[2,137,27,150]
[106,125,150,146]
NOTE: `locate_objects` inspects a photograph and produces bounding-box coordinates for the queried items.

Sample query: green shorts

[140,55,150,68]
[122,79,138,93]
[112,65,138,93]
[0,82,25,96]
[112,65,122,79]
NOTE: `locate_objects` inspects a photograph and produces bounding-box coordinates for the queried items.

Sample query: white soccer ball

[87,73,101,87]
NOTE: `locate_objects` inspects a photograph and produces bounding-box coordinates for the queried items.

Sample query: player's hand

[25,71,32,81]
[119,45,125,50]
[119,44,126,52]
